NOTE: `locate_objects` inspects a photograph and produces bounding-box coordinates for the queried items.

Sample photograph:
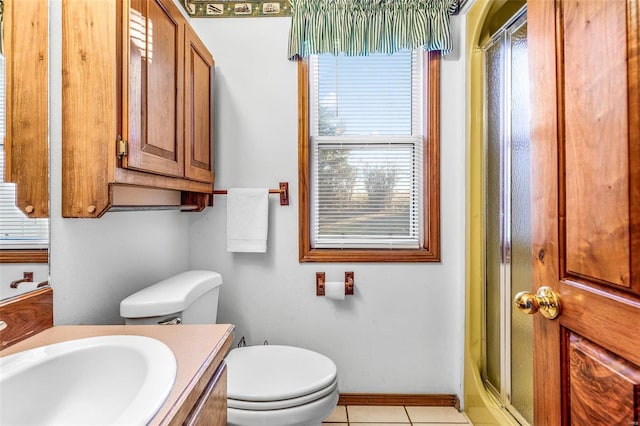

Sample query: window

[298,51,440,262]
[0,54,49,263]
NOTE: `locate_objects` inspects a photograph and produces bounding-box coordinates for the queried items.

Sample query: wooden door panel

[565,333,640,425]
[559,281,640,373]
[147,0,181,156]
[126,0,184,178]
[529,0,640,423]
[563,0,632,290]
[5,0,49,217]
[184,25,215,183]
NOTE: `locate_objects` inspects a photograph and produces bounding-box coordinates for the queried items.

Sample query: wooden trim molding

[297,51,441,263]
[0,250,49,264]
[338,393,459,409]
[0,287,53,350]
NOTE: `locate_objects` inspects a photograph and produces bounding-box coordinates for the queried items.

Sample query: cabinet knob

[87,205,96,213]
[24,205,34,213]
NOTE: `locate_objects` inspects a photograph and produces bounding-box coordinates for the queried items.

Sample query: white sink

[0,335,177,426]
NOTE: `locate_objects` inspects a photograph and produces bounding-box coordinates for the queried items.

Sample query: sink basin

[0,335,177,426]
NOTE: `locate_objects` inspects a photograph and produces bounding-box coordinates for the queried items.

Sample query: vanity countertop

[0,324,235,425]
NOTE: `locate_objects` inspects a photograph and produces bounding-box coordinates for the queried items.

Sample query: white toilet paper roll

[325,281,345,300]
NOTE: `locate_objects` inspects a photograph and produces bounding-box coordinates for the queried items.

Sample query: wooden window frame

[0,250,49,263]
[297,51,441,263]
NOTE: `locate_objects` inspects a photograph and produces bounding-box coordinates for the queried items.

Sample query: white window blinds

[0,54,49,250]
[309,51,424,249]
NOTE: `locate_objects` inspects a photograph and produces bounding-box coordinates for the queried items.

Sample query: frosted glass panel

[485,37,503,392]
[483,11,532,425]
[509,22,533,425]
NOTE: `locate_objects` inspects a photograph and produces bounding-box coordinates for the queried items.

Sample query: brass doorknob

[514,286,561,320]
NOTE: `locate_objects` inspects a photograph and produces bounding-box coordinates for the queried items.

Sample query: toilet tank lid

[120,270,222,318]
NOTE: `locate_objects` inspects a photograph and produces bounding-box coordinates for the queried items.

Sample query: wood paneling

[0,287,53,350]
[4,0,49,218]
[566,333,640,425]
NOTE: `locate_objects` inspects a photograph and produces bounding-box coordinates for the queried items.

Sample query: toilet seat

[228,376,338,410]
[226,345,338,408]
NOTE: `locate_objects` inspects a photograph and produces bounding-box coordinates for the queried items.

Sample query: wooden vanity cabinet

[161,329,232,426]
[183,363,227,426]
[62,0,214,218]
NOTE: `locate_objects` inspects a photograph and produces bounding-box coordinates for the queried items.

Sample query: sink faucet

[10,272,33,288]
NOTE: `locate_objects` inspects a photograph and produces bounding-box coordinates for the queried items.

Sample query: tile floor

[323,405,472,425]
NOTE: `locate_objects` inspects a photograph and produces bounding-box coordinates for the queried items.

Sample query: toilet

[120,270,339,426]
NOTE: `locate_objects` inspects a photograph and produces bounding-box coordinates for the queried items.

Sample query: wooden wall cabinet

[4,0,49,218]
[62,0,214,218]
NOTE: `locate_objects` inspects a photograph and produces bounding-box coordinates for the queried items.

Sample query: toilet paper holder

[316,272,354,296]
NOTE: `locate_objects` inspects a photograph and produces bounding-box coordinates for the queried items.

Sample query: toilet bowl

[120,270,339,426]
[226,345,339,426]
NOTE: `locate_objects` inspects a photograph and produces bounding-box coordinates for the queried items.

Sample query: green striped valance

[288,0,457,60]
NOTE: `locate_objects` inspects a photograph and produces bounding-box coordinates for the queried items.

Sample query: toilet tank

[120,270,223,325]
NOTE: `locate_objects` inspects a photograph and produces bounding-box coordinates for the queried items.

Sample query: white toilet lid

[226,345,338,403]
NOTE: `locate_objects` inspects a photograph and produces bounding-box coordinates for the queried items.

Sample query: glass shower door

[483,9,533,425]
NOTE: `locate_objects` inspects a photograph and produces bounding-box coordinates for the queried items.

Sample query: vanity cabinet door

[184,25,215,184]
[123,0,185,178]
[184,362,227,426]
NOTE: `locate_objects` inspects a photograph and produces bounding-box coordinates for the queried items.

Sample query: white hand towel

[226,188,269,253]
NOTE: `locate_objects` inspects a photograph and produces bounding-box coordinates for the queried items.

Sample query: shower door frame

[481,8,531,426]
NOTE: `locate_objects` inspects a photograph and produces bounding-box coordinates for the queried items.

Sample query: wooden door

[184,25,215,184]
[528,0,640,424]
[123,0,185,178]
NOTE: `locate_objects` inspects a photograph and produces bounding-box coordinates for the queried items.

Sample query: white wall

[189,18,467,396]
[38,1,467,397]
[47,0,192,325]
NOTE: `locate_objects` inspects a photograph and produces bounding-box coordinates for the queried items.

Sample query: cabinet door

[184,362,227,426]
[124,0,185,178]
[184,25,215,184]
[4,0,48,217]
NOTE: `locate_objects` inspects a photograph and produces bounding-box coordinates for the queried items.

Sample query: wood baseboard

[338,393,459,409]
[0,287,53,350]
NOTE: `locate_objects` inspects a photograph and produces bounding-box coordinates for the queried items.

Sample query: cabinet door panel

[5,0,49,217]
[185,25,215,183]
[126,0,184,178]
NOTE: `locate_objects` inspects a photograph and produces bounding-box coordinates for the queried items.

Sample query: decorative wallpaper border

[180,0,291,18]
